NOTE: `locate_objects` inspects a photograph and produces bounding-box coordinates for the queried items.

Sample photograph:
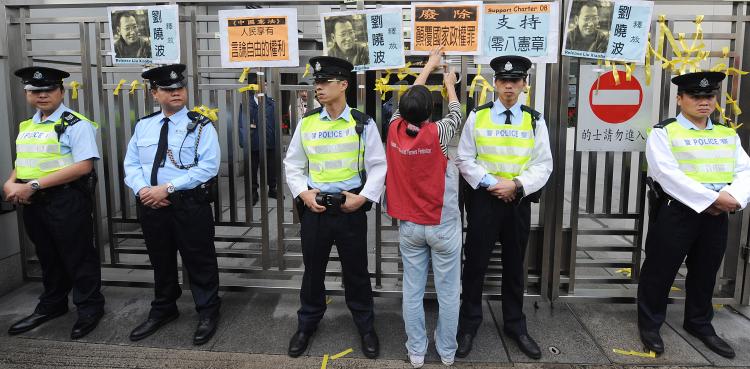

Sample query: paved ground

[1,283,750,368]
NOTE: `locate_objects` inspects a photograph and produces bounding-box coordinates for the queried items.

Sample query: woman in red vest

[385,47,462,368]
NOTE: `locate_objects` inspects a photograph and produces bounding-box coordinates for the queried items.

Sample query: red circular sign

[588,70,643,124]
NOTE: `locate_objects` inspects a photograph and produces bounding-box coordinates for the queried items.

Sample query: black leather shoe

[71,311,104,339]
[639,328,664,354]
[684,326,735,359]
[288,330,312,357]
[129,312,179,341]
[193,316,218,345]
[505,330,542,359]
[361,331,379,359]
[456,332,474,358]
[8,309,68,335]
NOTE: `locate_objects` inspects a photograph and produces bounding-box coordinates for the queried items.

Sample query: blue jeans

[399,218,462,360]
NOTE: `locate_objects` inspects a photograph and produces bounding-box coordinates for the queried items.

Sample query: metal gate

[3,0,749,305]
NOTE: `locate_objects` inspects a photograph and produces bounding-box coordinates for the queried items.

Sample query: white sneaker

[409,354,425,368]
[433,330,455,366]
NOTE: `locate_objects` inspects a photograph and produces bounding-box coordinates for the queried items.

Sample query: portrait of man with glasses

[565,0,611,53]
[324,15,370,67]
[111,10,152,59]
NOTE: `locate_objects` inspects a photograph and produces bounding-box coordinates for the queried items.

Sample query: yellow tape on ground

[69,81,80,100]
[320,354,329,369]
[613,348,656,358]
[113,79,127,96]
[331,348,353,360]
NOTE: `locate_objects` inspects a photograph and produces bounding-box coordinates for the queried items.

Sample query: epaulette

[520,105,541,121]
[61,111,82,127]
[472,101,493,113]
[136,110,161,123]
[302,107,323,118]
[653,118,677,129]
[186,111,213,132]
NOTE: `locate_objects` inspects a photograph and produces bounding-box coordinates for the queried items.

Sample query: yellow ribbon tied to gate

[396,62,418,81]
[191,105,219,122]
[113,79,127,96]
[525,85,532,106]
[613,348,656,358]
[238,84,259,93]
[710,47,750,76]
[129,80,141,95]
[69,81,80,100]
[238,67,250,83]
[615,268,632,278]
[374,73,391,101]
[725,92,742,116]
[468,65,493,106]
[302,63,311,78]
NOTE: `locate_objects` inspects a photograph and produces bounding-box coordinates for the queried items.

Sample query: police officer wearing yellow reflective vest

[455,56,553,359]
[638,71,750,358]
[124,64,221,345]
[4,67,105,339]
[283,56,386,358]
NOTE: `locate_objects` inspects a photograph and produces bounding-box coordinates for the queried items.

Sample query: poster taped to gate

[108,5,180,65]
[219,8,300,68]
[411,2,483,55]
[321,8,405,72]
[477,2,560,64]
[562,0,653,63]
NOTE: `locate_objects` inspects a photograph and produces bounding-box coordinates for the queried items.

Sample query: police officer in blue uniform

[124,64,222,345]
[283,56,387,359]
[4,66,105,339]
[638,71,750,358]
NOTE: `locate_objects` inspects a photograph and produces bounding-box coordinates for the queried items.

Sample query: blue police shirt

[31,103,100,163]
[123,106,220,196]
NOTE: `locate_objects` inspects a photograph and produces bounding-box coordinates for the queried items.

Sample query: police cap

[309,56,353,81]
[14,66,69,91]
[671,71,725,96]
[490,55,532,79]
[142,64,187,89]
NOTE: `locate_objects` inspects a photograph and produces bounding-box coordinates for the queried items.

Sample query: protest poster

[108,5,180,64]
[321,8,405,71]
[218,8,299,68]
[477,2,560,64]
[562,0,653,62]
[411,2,483,55]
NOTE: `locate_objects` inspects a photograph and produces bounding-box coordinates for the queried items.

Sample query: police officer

[283,56,386,359]
[123,64,221,345]
[638,71,750,358]
[455,56,553,359]
[4,66,105,339]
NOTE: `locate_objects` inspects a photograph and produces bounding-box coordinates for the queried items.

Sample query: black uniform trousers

[22,185,104,317]
[297,207,375,335]
[459,188,531,337]
[251,149,277,196]
[637,198,728,336]
[137,194,221,319]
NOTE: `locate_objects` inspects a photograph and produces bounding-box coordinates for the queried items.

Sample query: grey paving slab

[210,291,298,355]
[569,303,710,366]
[666,304,750,366]
[488,300,609,364]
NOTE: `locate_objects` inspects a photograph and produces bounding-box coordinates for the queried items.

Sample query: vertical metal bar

[374,69,383,288]
[226,90,237,223]
[258,69,270,270]
[602,152,614,214]
[94,20,117,265]
[618,152,632,214]
[585,152,597,213]
[272,68,286,271]
[631,153,647,281]
[116,88,128,221]
[209,89,222,223]
[242,91,252,224]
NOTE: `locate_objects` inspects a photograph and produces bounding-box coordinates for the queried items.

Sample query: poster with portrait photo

[321,10,405,72]
[108,5,180,65]
[562,0,653,62]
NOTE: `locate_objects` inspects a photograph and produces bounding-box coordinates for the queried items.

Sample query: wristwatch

[166,183,175,194]
[29,180,41,192]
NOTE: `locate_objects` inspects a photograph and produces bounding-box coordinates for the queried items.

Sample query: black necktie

[150,117,170,186]
[504,110,512,125]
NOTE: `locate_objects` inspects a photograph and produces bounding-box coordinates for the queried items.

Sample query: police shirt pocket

[136,137,159,164]
[168,131,195,165]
